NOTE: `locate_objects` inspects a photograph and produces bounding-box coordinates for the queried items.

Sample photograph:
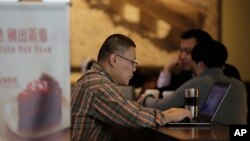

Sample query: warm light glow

[123,3,140,23]
[156,20,171,38]
[42,0,70,2]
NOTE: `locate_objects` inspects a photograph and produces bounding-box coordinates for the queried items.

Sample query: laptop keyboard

[179,118,206,123]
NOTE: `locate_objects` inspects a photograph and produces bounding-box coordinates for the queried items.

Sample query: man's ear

[109,53,116,67]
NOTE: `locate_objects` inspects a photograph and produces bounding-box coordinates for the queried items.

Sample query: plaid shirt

[71,63,165,141]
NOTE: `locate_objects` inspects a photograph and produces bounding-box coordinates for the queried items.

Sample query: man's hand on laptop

[162,108,192,124]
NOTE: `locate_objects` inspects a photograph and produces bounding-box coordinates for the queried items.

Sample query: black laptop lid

[198,82,231,121]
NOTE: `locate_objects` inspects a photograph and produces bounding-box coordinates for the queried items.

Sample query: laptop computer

[166,82,231,127]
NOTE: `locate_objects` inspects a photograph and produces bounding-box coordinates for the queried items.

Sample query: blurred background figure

[81,58,96,74]
[223,63,241,80]
[141,40,247,125]
[157,29,241,94]
[134,70,159,100]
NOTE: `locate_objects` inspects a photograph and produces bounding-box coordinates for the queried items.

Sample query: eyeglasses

[116,54,138,67]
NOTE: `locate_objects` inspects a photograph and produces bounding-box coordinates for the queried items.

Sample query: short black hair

[192,40,227,68]
[181,29,212,44]
[97,34,136,62]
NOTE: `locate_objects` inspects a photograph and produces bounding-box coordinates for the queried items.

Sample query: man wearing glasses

[71,34,191,141]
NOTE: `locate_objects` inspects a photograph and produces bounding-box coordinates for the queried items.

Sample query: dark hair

[192,40,227,68]
[97,34,136,62]
[181,29,212,44]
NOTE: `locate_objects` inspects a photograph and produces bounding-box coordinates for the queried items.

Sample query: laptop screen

[199,82,231,120]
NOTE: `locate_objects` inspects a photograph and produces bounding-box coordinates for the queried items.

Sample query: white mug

[144,89,160,99]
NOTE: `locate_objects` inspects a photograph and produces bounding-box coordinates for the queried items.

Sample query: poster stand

[0,2,70,141]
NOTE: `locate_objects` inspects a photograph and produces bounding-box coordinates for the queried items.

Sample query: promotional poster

[0,3,70,141]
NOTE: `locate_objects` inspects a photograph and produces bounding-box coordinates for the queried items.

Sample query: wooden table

[112,123,229,141]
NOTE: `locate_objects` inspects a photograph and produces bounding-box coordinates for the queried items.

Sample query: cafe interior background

[70,0,250,88]
[0,0,249,109]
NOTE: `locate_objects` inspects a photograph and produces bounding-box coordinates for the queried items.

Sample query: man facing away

[71,34,191,141]
[143,40,247,125]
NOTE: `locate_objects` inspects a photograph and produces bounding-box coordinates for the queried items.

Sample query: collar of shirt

[91,62,118,84]
[201,67,224,76]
